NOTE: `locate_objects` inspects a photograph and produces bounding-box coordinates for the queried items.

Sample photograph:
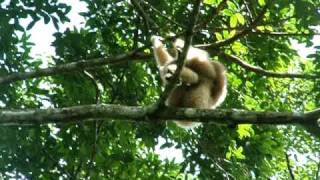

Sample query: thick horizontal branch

[0,104,319,127]
[220,53,320,79]
[0,48,151,85]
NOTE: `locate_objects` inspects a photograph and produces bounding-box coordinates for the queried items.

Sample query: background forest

[0,0,320,179]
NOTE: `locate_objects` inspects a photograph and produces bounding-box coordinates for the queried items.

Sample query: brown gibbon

[151,35,227,128]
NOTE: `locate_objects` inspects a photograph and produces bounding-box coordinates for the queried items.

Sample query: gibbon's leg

[166,87,185,107]
[210,61,227,108]
[167,87,199,128]
[180,67,199,85]
[183,82,212,108]
[151,35,174,66]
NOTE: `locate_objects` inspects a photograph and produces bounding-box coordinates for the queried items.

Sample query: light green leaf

[227,1,237,11]
[265,25,273,31]
[258,0,266,6]
[204,0,216,5]
[229,30,236,37]
[236,13,245,25]
[230,14,238,28]
[215,32,223,41]
[237,124,254,139]
[256,26,265,31]
[234,147,246,159]
[223,9,234,16]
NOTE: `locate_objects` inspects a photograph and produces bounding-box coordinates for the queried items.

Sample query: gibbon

[151,35,227,128]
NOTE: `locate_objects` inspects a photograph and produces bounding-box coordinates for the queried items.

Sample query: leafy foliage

[0,0,320,179]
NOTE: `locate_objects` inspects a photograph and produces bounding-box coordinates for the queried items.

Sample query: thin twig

[141,1,185,28]
[42,148,72,178]
[285,152,295,180]
[196,0,271,49]
[220,52,320,79]
[252,30,320,37]
[203,27,319,36]
[83,70,102,104]
[195,0,228,31]
[243,0,253,22]
[131,0,159,32]
[316,157,320,179]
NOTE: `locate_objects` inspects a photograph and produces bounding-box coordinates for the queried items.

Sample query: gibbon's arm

[180,66,199,85]
[151,35,199,85]
[174,38,216,80]
[151,36,174,66]
[162,62,199,85]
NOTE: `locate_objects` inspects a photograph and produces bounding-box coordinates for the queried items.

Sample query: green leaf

[227,1,237,11]
[26,20,37,30]
[236,13,245,25]
[258,0,266,6]
[231,41,247,54]
[234,147,246,159]
[237,124,254,139]
[215,32,223,41]
[223,9,234,16]
[203,0,216,5]
[230,14,238,28]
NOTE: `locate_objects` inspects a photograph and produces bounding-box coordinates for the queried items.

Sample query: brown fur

[151,36,227,128]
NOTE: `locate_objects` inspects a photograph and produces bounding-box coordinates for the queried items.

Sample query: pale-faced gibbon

[151,35,227,128]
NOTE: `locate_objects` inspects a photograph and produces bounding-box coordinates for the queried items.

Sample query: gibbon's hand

[163,63,178,82]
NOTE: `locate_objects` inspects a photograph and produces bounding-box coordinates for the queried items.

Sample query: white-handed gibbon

[151,35,227,128]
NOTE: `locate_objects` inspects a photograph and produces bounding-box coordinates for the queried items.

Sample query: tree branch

[317,157,320,179]
[0,104,319,127]
[0,47,150,85]
[1,45,319,87]
[195,0,227,31]
[83,70,102,104]
[252,30,320,37]
[195,1,271,49]
[220,53,320,79]
[285,152,295,180]
[140,1,185,28]
[131,0,159,31]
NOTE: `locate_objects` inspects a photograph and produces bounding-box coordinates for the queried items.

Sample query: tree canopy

[1,0,320,179]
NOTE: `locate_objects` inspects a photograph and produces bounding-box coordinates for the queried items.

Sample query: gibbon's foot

[164,64,177,81]
[151,35,164,48]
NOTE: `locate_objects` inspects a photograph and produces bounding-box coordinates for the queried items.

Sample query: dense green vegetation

[0,0,320,179]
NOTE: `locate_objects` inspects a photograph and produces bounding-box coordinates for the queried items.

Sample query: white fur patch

[167,64,177,72]
[174,38,185,49]
[151,35,163,48]
[187,48,209,62]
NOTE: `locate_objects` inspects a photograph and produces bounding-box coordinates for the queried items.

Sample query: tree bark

[0,104,319,127]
